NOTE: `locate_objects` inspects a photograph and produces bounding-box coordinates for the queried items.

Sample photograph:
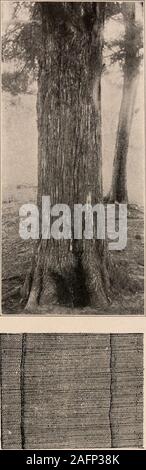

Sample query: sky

[2,1,14,32]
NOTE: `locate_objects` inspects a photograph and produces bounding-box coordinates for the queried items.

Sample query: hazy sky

[2,1,14,32]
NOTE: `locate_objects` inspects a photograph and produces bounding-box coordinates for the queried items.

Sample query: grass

[2,186,144,315]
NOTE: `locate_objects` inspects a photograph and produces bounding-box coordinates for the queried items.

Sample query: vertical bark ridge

[20,334,27,449]
[109,334,113,447]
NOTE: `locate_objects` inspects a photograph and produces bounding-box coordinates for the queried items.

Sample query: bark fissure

[109,334,114,447]
[20,334,27,450]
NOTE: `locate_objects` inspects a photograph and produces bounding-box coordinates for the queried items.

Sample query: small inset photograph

[0,333,143,449]
[1,2,144,315]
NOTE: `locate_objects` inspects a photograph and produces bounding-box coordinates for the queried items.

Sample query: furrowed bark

[22,3,111,311]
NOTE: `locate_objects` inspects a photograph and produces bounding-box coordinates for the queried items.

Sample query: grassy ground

[2,186,144,315]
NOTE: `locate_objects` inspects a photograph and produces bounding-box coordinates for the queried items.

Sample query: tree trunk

[22,3,110,311]
[108,3,140,203]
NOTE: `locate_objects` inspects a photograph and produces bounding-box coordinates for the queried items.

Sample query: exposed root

[23,239,111,311]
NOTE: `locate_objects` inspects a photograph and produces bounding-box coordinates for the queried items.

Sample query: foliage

[2,1,143,95]
[105,22,143,76]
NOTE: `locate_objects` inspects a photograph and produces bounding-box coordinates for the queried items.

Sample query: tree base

[104,192,128,204]
[22,239,111,312]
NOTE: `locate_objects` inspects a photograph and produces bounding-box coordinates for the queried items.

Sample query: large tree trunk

[108,3,140,203]
[22,3,110,312]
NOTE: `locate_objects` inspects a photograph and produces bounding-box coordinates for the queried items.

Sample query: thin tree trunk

[108,3,140,203]
[22,3,111,312]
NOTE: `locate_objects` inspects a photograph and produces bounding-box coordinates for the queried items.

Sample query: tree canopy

[2,1,143,95]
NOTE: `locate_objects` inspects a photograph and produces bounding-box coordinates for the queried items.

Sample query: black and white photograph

[1,1,144,315]
[0,1,145,463]
[0,333,144,449]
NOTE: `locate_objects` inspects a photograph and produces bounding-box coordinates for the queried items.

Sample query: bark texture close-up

[0,334,143,449]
